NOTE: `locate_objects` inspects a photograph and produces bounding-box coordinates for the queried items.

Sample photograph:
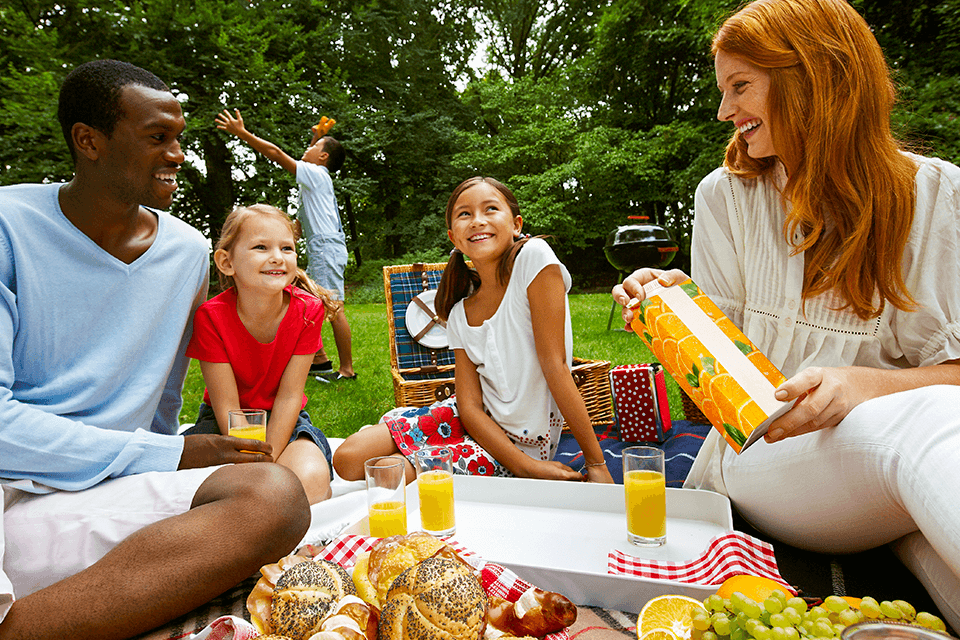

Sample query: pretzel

[486,586,577,637]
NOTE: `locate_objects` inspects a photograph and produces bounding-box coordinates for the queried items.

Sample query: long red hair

[714,0,918,319]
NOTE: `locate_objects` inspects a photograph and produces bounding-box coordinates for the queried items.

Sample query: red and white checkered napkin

[607,531,796,595]
[318,534,569,640]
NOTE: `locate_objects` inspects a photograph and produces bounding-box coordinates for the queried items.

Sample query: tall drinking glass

[365,456,407,538]
[623,446,666,546]
[415,447,456,536]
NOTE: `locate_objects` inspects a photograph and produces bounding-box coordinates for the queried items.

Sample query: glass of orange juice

[623,446,666,547]
[228,409,267,443]
[364,456,407,538]
[414,447,456,537]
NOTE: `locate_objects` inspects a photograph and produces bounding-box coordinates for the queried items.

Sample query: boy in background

[214,109,356,380]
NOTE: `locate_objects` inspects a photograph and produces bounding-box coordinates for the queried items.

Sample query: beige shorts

[2,466,220,604]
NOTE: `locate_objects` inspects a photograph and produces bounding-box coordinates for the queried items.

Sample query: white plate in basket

[345,475,733,611]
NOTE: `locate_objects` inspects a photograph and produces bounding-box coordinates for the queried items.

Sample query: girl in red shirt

[185,204,340,504]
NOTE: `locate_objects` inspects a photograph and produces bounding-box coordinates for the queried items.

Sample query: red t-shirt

[186,286,325,410]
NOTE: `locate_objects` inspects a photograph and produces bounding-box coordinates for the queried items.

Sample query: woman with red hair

[615,0,960,624]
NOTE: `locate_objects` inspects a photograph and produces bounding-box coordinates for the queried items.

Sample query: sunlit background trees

[2,0,958,289]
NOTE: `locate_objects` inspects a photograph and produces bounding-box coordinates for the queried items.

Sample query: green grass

[179,293,683,438]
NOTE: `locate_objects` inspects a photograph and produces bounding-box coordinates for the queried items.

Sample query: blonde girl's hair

[435,177,544,321]
[714,0,918,320]
[215,204,343,316]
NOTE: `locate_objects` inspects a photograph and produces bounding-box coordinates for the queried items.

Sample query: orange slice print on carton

[630,278,791,453]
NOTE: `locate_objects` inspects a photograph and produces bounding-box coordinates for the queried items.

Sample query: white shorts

[2,466,220,605]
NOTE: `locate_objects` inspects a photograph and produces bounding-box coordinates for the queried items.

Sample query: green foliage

[2,0,958,278]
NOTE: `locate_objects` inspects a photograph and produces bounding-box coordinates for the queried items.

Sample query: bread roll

[272,559,357,640]
[352,532,449,607]
[379,557,487,640]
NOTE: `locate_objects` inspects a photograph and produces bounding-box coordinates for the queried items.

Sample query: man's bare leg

[0,463,310,640]
[329,306,354,377]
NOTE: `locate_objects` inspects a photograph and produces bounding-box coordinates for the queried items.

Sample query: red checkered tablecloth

[607,531,796,594]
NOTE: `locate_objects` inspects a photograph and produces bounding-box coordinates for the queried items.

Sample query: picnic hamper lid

[405,289,448,350]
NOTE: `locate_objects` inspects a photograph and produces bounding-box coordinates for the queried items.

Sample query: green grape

[799,620,815,635]
[786,598,808,614]
[915,612,947,632]
[893,600,916,621]
[812,619,835,637]
[783,608,802,626]
[705,595,726,613]
[760,611,772,626]
[750,623,772,640]
[833,623,846,636]
[771,627,789,640]
[741,598,763,619]
[694,612,713,631]
[783,626,800,640]
[823,596,850,614]
[879,601,902,620]
[703,631,720,640]
[732,592,747,610]
[770,590,788,604]
[838,609,861,626]
[809,606,828,620]
[859,597,882,619]
[764,597,784,614]
[713,614,732,636]
[745,619,761,634]
[768,613,788,628]
[731,625,747,640]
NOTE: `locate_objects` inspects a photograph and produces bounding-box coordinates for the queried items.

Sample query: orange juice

[418,470,455,535]
[625,469,666,541]
[369,500,407,537]
[228,425,266,441]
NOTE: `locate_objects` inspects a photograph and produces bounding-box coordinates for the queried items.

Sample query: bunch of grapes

[689,590,948,640]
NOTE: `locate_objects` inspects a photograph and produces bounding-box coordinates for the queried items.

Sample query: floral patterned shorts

[382,397,513,477]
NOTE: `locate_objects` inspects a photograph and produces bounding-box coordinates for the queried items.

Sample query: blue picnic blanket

[553,421,712,487]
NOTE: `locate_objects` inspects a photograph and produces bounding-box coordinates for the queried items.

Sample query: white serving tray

[344,475,732,612]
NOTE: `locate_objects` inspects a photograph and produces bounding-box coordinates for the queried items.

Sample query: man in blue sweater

[0,60,310,640]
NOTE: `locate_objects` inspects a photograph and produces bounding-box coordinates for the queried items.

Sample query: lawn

[178,293,685,439]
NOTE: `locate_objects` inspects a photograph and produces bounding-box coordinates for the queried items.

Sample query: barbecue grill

[604,216,679,330]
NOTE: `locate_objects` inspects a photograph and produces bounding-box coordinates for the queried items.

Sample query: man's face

[97,84,186,210]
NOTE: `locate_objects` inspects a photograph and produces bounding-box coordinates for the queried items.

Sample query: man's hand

[178,433,274,469]
[214,109,247,138]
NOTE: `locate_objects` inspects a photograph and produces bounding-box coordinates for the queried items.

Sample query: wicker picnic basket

[384,262,614,428]
[680,390,709,424]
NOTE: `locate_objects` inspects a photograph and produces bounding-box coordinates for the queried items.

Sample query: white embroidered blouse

[684,153,960,493]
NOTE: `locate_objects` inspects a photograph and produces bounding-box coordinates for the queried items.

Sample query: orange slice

[639,629,682,640]
[637,595,705,640]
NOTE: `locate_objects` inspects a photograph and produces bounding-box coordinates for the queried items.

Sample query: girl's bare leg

[278,436,333,504]
[332,424,415,483]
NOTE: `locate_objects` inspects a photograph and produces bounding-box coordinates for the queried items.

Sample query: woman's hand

[611,268,689,325]
[764,366,871,442]
[584,464,615,484]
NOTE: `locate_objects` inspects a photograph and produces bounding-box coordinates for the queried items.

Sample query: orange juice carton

[629,278,792,453]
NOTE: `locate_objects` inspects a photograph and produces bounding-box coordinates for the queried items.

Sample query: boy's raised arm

[214,109,298,175]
